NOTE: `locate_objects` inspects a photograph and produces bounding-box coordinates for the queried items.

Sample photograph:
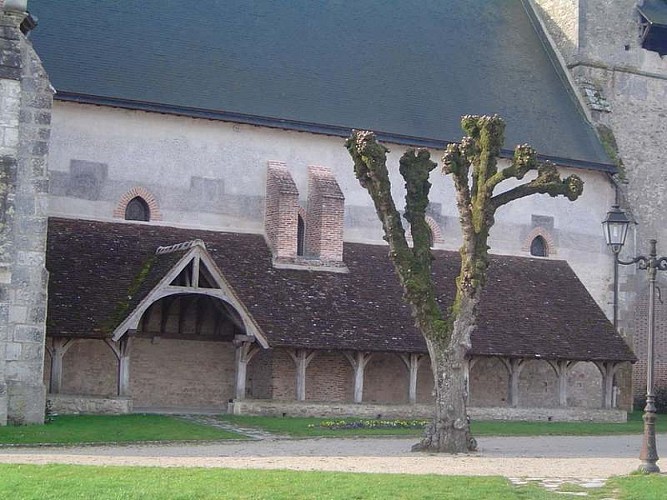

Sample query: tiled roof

[46,218,635,362]
[29,0,612,169]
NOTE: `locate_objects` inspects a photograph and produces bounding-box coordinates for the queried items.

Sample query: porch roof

[46,217,636,363]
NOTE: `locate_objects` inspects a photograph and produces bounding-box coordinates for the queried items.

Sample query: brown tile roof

[46,217,635,362]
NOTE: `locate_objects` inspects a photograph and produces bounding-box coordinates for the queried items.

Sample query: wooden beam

[595,361,622,409]
[105,337,133,397]
[234,341,260,400]
[501,358,525,408]
[344,351,373,403]
[399,353,424,404]
[48,337,75,394]
[288,349,317,401]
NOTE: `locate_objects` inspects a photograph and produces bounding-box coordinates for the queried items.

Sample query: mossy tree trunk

[346,115,583,453]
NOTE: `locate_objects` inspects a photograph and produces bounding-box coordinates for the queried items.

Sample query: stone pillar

[288,349,316,401]
[0,1,52,425]
[400,353,423,404]
[345,351,373,403]
[234,339,258,400]
[47,338,74,394]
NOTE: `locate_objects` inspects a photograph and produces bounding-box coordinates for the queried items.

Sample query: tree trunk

[413,297,477,453]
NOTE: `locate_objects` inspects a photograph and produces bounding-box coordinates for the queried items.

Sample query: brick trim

[406,216,443,246]
[521,227,555,256]
[113,186,162,221]
[425,216,443,245]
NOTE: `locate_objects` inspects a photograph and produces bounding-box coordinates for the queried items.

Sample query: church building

[1,0,644,425]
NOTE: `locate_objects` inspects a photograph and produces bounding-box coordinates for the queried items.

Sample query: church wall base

[6,381,45,425]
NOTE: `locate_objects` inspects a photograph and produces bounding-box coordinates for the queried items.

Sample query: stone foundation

[228,400,627,423]
[47,394,132,415]
[6,381,45,424]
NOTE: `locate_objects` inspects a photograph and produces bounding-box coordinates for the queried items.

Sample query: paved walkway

[0,433,656,480]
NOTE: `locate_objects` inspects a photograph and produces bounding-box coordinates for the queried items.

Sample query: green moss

[102,255,157,333]
[597,124,626,180]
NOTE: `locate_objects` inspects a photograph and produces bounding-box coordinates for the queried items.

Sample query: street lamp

[602,204,667,473]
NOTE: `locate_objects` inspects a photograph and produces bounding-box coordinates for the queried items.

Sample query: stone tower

[533,0,667,400]
[0,0,51,424]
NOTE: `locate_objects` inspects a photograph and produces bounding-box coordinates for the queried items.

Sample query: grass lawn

[219,410,667,438]
[0,414,243,446]
[0,464,558,499]
[1,464,667,499]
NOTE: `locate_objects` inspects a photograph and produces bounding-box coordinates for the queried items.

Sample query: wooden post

[234,340,259,400]
[47,338,75,394]
[553,360,573,407]
[105,337,133,397]
[118,337,132,397]
[502,358,524,408]
[399,353,424,404]
[288,349,316,401]
[596,361,620,409]
[345,352,373,403]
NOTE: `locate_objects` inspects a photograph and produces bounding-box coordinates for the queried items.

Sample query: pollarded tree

[345,115,583,453]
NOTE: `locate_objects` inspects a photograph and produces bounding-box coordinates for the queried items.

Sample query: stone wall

[47,394,132,415]
[532,0,667,398]
[228,400,628,423]
[0,2,50,425]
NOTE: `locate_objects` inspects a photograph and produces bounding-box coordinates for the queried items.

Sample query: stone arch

[113,186,162,221]
[522,227,556,256]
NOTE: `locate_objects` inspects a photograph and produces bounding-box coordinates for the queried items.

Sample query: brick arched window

[125,197,150,221]
[113,186,162,221]
[522,227,555,257]
[530,235,548,257]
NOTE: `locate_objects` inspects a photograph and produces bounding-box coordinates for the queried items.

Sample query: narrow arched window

[125,196,150,221]
[530,235,548,257]
[297,215,305,256]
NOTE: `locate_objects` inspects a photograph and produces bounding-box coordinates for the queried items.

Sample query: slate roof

[28,0,612,170]
[46,218,635,363]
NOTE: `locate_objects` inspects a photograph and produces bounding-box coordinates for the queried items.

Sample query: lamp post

[602,205,666,473]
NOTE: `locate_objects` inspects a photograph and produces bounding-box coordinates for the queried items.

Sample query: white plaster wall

[47,101,617,315]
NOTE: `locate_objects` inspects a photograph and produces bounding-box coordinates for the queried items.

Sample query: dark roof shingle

[46,218,635,362]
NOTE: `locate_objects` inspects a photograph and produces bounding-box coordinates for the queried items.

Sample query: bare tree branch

[490,161,584,210]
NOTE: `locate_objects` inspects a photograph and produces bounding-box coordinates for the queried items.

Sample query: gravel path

[0,434,653,480]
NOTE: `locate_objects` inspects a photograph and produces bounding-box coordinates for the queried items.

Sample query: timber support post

[502,358,525,408]
[595,361,621,409]
[399,353,424,404]
[105,337,133,397]
[46,338,75,394]
[233,336,259,400]
[345,351,373,403]
[288,349,316,401]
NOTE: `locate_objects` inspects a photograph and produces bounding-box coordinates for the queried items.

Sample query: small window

[125,196,150,221]
[297,215,305,256]
[530,236,548,257]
